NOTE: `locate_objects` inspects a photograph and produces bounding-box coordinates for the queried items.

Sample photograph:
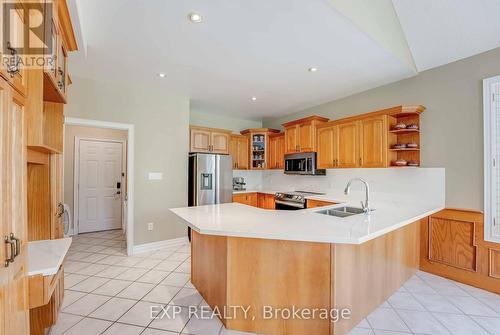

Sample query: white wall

[190,109,262,133]
[65,76,190,245]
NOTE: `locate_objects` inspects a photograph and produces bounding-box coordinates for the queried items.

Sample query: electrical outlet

[147,222,154,231]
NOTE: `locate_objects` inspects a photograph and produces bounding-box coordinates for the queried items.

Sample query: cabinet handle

[10,233,20,257]
[57,202,65,218]
[359,157,362,166]
[6,42,21,77]
[4,236,15,267]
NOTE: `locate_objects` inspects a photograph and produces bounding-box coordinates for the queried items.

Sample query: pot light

[188,12,203,23]
[251,96,257,101]
[157,73,166,78]
[308,67,318,72]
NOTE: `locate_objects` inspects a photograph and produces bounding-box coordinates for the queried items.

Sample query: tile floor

[51,229,500,335]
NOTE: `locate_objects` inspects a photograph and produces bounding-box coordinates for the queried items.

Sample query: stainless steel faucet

[344,178,371,214]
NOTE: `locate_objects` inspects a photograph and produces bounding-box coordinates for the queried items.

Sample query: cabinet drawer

[29,264,64,309]
[306,199,337,209]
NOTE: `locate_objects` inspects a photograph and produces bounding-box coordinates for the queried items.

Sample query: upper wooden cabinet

[190,126,231,154]
[268,133,285,170]
[240,128,280,169]
[359,116,388,168]
[316,106,424,169]
[25,100,64,153]
[229,135,249,170]
[282,116,328,154]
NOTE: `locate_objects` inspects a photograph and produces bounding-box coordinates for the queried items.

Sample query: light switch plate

[148,172,163,180]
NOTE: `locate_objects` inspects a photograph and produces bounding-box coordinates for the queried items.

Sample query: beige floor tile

[89,297,137,321]
[117,282,155,300]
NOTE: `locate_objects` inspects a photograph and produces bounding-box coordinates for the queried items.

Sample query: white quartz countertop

[170,193,443,244]
[28,238,72,276]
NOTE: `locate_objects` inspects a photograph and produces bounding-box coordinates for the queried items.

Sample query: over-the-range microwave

[284,152,326,176]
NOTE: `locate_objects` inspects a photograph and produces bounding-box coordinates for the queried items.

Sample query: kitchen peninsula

[171,191,444,335]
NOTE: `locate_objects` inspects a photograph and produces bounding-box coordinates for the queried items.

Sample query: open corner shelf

[389,129,420,134]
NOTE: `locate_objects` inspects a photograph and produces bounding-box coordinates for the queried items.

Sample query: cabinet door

[190,128,211,153]
[4,4,27,96]
[317,126,335,169]
[276,135,285,169]
[229,136,239,169]
[211,132,229,154]
[359,116,387,168]
[0,82,29,335]
[299,122,314,152]
[268,137,278,169]
[285,126,299,154]
[336,122,359,168]
[238,136,249,170]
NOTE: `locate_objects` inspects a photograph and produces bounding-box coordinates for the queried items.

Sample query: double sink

[315,206,372,218]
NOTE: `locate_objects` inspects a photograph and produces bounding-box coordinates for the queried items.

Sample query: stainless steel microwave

[284,152,326,175]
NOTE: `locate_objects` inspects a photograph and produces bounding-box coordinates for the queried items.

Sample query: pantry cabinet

[240,128,280,169]
[282,116,328,154]
[190,126,231,154]
[229,135,249,170]
[268,133,285,169]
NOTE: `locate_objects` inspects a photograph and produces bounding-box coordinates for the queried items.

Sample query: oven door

[275,199,305,210]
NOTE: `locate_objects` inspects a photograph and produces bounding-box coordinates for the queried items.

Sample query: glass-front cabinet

[240,128,280,170]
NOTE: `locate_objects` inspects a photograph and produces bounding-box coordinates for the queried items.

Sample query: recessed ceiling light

[158,73,166,78]
[308,67,318,72]
[188,12,203,23]
[251,96,257,101]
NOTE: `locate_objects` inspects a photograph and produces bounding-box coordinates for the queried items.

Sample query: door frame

[65,117,135,255]
[74,137,126,235]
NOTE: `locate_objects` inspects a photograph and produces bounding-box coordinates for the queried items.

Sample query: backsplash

[234,168,445,206]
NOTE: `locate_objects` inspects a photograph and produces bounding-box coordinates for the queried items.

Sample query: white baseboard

[132,237,189,255]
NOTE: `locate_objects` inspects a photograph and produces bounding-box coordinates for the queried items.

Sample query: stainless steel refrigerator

[188,153,233,239]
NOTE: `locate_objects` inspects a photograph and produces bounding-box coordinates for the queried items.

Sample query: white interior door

[78,140,123,233]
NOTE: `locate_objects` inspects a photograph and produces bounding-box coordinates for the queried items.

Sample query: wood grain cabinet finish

[268,133,285,169]
[0,79,29,335]
[358,116,388,168]
[316,126,336,169]
[257,193,275,209]
[232,193,258,207]
[190,126,231,154]
[306,199,337,208]
[282,116,328,154]
[336,121,359,168]
[229,135,249,170]
[420,209,500,294]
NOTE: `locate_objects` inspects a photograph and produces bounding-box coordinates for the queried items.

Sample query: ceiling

[68,0,500,119]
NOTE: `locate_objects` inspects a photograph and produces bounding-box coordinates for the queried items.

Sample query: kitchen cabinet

[240,128,280,169]
[190,126,231,154]
[282,116,328,154]
[336,121,359,168]
[268,133,285,169]
[0,78,29,335]
[306,199,337,208]
[25,101,64,154]
[232,193,258,207]
[229,135,249,170]
[359,116,388,168]
[257,193,275,209]
[317,116,387,168]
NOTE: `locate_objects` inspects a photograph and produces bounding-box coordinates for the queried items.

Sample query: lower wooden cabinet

[233,193,275,209]
[306,199,337,208]
[232,193,258,207]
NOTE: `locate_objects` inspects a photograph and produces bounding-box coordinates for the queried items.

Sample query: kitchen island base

[191,220,420,335]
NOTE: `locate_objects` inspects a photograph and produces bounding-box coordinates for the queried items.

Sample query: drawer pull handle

[10,233,20,257]
[4,236,15,267]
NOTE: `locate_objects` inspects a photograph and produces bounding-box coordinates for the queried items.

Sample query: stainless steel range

[274,191,325,210]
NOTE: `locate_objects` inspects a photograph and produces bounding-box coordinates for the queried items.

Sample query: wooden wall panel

[27,163,51,241]
[420,209,500,294]
[191,231,227,325]
[489,249,500,279]
[226,237,331,335]
[332,221,420,335]
[428,217,477,271]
